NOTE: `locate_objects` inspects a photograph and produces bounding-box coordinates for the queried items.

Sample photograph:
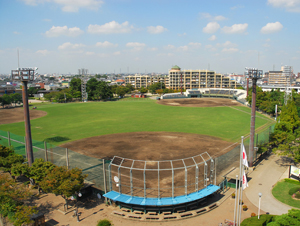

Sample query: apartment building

[125,74,168,89]
[168,65,241,90]
[268,71,290,86]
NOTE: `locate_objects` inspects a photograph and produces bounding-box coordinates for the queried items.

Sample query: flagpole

[234,174,238,225]
[237,136,244,225]
[239,137,245,225]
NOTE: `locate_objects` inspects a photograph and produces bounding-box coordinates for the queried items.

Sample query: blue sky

[0,0,299,75]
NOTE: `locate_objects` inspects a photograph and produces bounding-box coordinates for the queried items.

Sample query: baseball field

[0,97,273,160]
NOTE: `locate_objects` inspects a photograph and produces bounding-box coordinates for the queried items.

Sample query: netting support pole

[7,131,11,147]
[158,161,160,199]
[200,154,208,188]
[210,159,214,185]
[204,162,207,187]
[118,159,124,194]
[66,148,69,170]
[109,160,113,191]
[130,160,134,197]
[144,162,146,199]
[170,161,174,199]
[214,159,217,185]
[103,159,107,203]
[192,157,198,192]
[44,141,48,162]
[182,159,187,196]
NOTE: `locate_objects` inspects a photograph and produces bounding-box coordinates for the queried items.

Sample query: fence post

[7,131,11,147]
[44,141,48,162]
[66,148,69,169]
[256,133,258,147]
[103,159,107,203]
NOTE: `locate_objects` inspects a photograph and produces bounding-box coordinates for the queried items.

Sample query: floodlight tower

[11,67,37,166]
[245,68,263,167]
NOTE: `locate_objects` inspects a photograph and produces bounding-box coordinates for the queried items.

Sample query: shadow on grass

[44,136,70,143]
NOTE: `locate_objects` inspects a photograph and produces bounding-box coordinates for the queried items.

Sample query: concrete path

[245,153,294,215]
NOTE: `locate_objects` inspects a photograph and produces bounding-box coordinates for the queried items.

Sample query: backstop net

[108,152,215,198]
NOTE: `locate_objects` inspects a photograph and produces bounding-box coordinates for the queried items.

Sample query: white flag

[242,145,248,167]
[242,171,248,190]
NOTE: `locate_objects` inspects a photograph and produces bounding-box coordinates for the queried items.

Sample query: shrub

[97,219,113,226]
[284,178,300,185]
[288,186,300,195]
[243,205,247,210]
[251,212,256,217]
[231,193,235,198]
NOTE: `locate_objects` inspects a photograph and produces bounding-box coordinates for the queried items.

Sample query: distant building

[125,74,168,89]
[168,65,241,90]
[268,66,293,86]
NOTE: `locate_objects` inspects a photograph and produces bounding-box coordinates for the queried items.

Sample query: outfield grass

[272,178,300,208]
[0,99,273,145]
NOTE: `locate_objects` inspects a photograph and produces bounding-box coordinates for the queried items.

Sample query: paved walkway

[245,153,293,215]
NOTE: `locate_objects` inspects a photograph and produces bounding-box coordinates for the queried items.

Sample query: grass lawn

[0,98,273,145]
[272,178,300,208]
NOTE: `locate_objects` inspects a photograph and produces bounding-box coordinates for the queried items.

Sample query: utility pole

[245,68,263,167]
[79,68,88,102]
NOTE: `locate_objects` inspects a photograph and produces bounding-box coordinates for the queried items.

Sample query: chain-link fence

[0,130,110,192]
[0,124,274,195]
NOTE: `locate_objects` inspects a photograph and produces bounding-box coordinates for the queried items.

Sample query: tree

[0,145,24,173]
[70,78,82,93]
[0,174,37,226]
[125,83,134,93]
[40,166,87,211]
[11,93,22,106]
[148,82,165,94]
[139,86,148,94]
[0,94,12,108]
[97,81,113,100]
[29,158,56,193]
[44,92,56,102]
[28,87,38,97]
[87,78,99,100]
[267,209,300,226]
[116,86,127,97]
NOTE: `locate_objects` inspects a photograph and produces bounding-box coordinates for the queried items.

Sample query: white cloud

[201,13,227,21]
[43,19,51,22]
[178,46,189,51]
[126,42,146,51]
[96,41,118,48]
[178,33,187,36]
[21,0,104,12]
[88,21,133,34]
[216,41,237,48]
[36,49,49,55]
[230,5,244,10]
[222,23,248,34]
[222,48,239,53]
[209,35,216,41]
[13,31,20,35]
[147,25,168,34]
[188,42,201,48]
[45,26,83,37]
[164,45,175,50]
[113,51,121,55]
[203,22,220,33]
[58,42,85,50]
[147,47,158,51]
[86,51,95,56]
[268,0,300,12]
[260,22,283,34]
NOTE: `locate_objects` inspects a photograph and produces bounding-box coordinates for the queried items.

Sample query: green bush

[241,214,275,226]
[288,186,300,195]
[284,178,300,185]
[97,219,112,226]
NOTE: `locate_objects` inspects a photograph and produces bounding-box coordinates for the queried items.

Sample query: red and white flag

[242,171,248,190]
[242,145,248,167]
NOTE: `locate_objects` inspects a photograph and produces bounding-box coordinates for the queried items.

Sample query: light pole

[245,68,263,167]
[258,192,262,219]
[11,68,37,166]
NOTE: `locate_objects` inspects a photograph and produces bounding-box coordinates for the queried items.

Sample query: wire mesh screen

[109,152,215,198]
